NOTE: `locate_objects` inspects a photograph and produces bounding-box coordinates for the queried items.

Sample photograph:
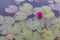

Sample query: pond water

[0,0,60,40]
